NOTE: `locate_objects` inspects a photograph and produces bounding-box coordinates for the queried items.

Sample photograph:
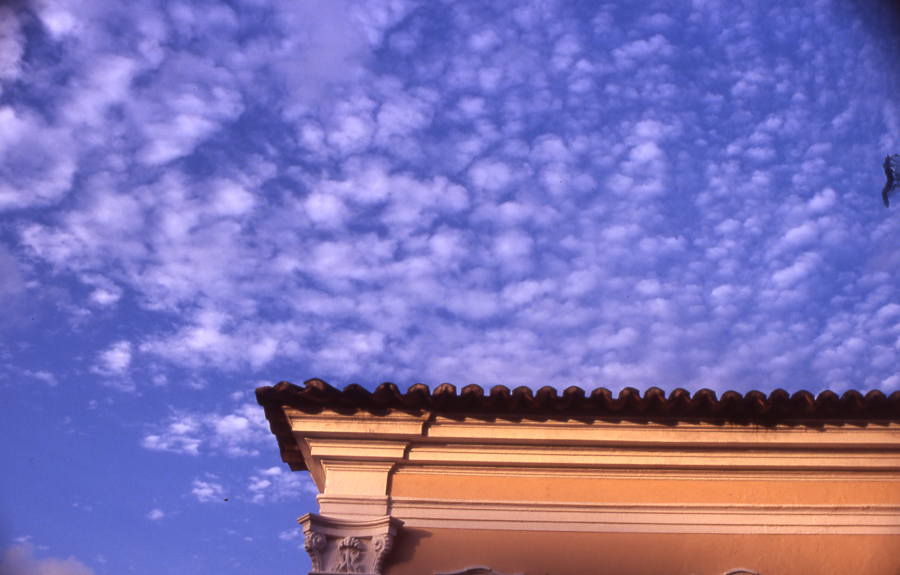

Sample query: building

[256,379,900,575]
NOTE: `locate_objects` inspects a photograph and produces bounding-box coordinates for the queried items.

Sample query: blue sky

[1,0,898,573]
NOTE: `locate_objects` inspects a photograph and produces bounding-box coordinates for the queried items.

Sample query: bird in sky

[883,154,899,207]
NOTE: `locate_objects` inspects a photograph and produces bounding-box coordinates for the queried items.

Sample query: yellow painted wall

[392,470,900,506]
[386,529,900,575]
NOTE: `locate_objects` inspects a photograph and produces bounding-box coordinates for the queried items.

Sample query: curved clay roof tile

[743,390,768,415]
[459,384,485,408]
[534,386,558,409]
[372,382,404,406]
[559,386,586,410]
[616,387,642,412]
[790,390,816,414]
[256,379,900,422]
[643,387,668,414]
[588,387,615,410]
[403,383,431,408]
[341,383,373,406]
[487,385,513,410]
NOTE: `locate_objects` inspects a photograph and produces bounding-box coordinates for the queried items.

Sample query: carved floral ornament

[299,513,401,575]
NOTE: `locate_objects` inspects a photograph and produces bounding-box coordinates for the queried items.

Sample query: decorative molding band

[318,495,392,518]
[307,438,410,461]
[394,464,900,481]
[427,417,900,447]
[388,497,900,535]
[406,443,900,471]
[298,512,402,575]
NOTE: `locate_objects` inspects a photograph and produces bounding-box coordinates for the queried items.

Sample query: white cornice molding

[285,408,429,437]
[395,464,900,480]
[405,442,900,471]
[308,438,409,461]
[283,410,900,476]
[386,496,900,535]
[427,416,900,446]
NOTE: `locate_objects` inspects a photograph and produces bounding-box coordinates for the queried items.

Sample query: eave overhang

[255,378,900,472]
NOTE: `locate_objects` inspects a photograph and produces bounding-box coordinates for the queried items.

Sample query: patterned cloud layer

[1,1,898,572]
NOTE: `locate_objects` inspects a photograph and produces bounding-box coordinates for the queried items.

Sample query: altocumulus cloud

[3,0,900,396]
[142,403,269,457]
[2,1,899,573]
[190,477,226,503]
[247,466,318,504]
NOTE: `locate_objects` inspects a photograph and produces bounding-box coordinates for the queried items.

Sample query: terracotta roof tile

[257,378,899,420]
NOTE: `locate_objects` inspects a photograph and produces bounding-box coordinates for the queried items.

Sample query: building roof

[257,378,899,419]
[256,379,900,471]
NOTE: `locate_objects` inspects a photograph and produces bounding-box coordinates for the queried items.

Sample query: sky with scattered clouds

[1,0,898,573]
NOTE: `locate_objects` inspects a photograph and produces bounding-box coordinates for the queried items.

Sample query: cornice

[315,495,900,535]
[256,379,900,472]
[386,497,900,535]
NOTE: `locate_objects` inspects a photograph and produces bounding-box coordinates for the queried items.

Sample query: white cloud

[247,467,317,504]
[0,244,25,298]
[278,528,301,541]
[35,0,80,38]
[0,7,25,86]
[191,478,226,503]
[807,187,836,213]
[0,109,76,211]
[468,159,512,192]
[771,253,820,288]
[0,544,93,575]
[23,370,58,386]
[146,508,165,521]
[612,35,674,69]
[493,230,533,266]
[142,403,269,457]
[211,182,256,217]
[5,0,899,395]
[93,341,132,376]
[304,193,348,228]
[134,55,243,165]
[142,413,202,456]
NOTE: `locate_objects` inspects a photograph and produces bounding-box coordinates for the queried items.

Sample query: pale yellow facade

[261,390,900,575]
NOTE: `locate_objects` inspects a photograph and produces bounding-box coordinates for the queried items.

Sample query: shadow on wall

[387,528,432,566]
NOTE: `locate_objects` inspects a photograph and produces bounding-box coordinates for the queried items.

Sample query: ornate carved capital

[298,513,402,575]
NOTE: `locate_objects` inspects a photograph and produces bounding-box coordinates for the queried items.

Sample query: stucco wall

[386,529,900,575]
[392,470,900,506]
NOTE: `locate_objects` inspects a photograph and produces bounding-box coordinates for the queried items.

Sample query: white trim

[406,443,900,471]
[387,496,900,535]
[427,417,900,448]
[394,464,900,481]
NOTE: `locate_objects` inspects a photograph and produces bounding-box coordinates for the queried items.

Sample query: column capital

[299,512,403,575]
